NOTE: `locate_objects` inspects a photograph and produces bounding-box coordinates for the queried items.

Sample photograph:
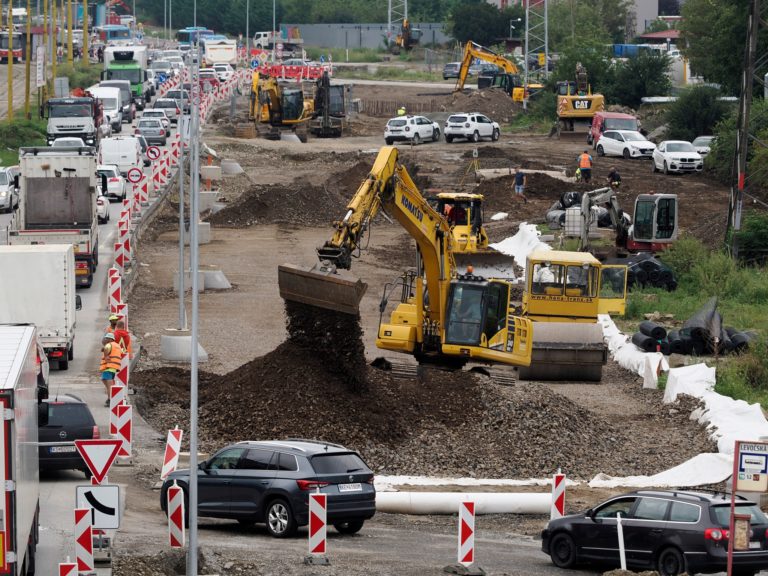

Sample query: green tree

[447,0,519,45]
[610,52,672,107]
[552,38,613,95]
[666,85,730,142]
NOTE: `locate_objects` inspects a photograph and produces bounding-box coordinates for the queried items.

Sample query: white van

[98,80,135,123]
[88,85,123,133]
[99,136,142,176]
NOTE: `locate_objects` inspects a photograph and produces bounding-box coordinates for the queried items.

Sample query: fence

[357,98,441,118]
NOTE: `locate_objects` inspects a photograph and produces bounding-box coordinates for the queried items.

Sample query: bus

[96,24,132,44]
[0,32,23,63]
[176,27,214,46]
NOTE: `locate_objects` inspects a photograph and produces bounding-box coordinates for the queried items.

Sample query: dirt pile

[441,88,519,123]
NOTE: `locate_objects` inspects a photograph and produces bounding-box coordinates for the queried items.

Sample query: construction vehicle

[249,71,314,142]
[556,63,605,136]
[278,146,534,369]
[309,71,345,138]
[520,250,627,381]
[455,42,542,103]
[392,19,422,54]
[42,95,105,146]
[577,188,678,256]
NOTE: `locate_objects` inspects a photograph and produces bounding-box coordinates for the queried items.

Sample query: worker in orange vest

[105,314,119,334]
[577,150,593,183]
[100,333,122,406]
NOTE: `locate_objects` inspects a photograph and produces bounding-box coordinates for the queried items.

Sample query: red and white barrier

[58,561,77,576]
[121,199,130,221]
[109,383,126,435]
[140,175,149,204]
[113,242,125,272]
[458,501,475,566]
[550,472,566,520]
[130,183,141,217]
[109,271,121,313]
[161,427,183,480]
[116,404,133,457]
[168,481,185,548]
[159,150,169,186]
[75,508,94,573]
[122,236,131,264]
[308,493,327,556]
[115,353,129,388]
[152,161,161,190]
[115,302,128,329]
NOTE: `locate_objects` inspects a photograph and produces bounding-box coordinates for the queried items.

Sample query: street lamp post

[245,0,249,65]
[271,0,275,61]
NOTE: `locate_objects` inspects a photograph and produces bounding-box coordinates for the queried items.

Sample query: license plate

[750,541,762,549]
[49,446,76,453]
[338,483,362,493]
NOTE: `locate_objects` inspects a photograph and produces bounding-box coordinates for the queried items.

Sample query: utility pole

[43,0,48,101]
[82,0,87,66]
[66,0,72,65]
[245,0,249,65]
[6,2,12,122]
[51,0,56,93]
[24,0,32,118]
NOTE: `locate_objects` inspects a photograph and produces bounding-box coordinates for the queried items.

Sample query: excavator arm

[455,41,518,92]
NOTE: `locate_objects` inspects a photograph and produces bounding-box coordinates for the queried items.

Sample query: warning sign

[735,441,768,492]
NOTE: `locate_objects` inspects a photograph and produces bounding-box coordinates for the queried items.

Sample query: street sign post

[126,167,143,184]
[74,439,123,485]
[728,440,768,575]
[76,485,120,529]
[146,146,161,161]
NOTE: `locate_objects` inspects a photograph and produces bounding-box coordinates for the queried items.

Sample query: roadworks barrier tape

[375,492,550,515]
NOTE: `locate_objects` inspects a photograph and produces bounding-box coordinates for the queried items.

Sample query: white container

[564,206,583,237]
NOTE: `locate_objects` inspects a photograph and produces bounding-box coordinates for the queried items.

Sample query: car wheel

[492,128,500,141]
[470,130,480,143]
[58,358,69,371]
[596,145,605,157]
[82,468,92,479]
[334,520,364,535]
[663,161,669,175]
[265,499,296,538]
[446,135,453,143]
[587,134,593,145]
[657,547,686,576]
[412,133,421,145]
[549,532,577,569]
[623,148,631,159]
[385,138,393,145]
[432,129,439,142]
[68,345,73,361]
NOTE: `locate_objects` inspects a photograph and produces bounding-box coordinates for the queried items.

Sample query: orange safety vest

[99,342,122,372]
[579,153,592,169]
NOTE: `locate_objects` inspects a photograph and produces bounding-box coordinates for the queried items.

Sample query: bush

[658,235,709,278]
[666,85,730,142]
[734,214,768,264]
[717,338,768,406]
[0,116,47,165]
[607,52,672,108]
[57,62,102,91]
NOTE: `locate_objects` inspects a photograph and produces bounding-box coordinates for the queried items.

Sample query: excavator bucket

[453,251,518,280]
[277,263,368,316]
[518,322,607,382]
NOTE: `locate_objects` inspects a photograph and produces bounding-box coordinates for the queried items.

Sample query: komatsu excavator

[278,146,534,369]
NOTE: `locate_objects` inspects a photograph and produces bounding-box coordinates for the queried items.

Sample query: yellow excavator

[556,63,605,136]
[455,41,542,103]
[278,146,534,369]
[392,19,422,54]
[249,71,314,142]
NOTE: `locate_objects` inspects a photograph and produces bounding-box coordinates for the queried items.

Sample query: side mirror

[198,461,208,471]
[75,295,82,311]
[37,402,49,426]
[586,508,595,520]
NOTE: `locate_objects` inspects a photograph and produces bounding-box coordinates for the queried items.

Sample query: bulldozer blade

[278,263,368,316]
[519,322,606,382]
[454,251,518,280]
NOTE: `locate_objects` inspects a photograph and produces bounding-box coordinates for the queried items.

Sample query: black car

[542,490,768,576]
[443,62,461,80]
[160,439,376,537]
[38,394,99,477]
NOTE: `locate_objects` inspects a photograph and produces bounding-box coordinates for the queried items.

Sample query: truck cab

[103,47,149,111]
[43,97,103,146]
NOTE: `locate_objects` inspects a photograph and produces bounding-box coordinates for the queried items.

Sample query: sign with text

[735,441,768,492]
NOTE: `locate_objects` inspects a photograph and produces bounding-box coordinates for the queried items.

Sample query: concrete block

[184,221,211,245]
[202,269,232,290]
[220,159,243,176]
[173,270,205,293]
[199,190,219,213]
[160,329,209,363]
[200,165,222,181]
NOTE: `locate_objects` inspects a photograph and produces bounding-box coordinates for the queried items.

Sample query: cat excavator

[556,63,605,137]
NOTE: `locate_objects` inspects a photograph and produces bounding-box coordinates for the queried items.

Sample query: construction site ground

[116,86,740,574]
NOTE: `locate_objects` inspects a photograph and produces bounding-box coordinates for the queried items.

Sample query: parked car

[652,141,703,174]
[595,130,656,159]
[153,98,181,124]
[96,164,127,201]
[444,112,500,143]
[0,165,20,213]
[142,109,171,135]
[692,135,716,157]
[384,115,441,145]
[135,118,168,146]
[160,439,376,537]
[38,394,99,478]
[541,489,768,576]
[213,63,234,82]
[52,137,88,147]
[443,62,461,80]
[96,194,110,224]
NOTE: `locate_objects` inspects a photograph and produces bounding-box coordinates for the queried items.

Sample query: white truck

[87,85,124,133]
[0,246,80,369]
[253,27,303,57]
[9,147,100,289]
[203,37,238,67]
[0,324,41,576]
[103,45,151,111]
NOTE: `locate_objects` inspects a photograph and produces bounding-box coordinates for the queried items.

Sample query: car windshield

[0,172,7,185]
[622,132,646,142]
[449,115,467,123]
[712,503,768,527]
[97,169,118,178]
[151,61,171,71]
[388,119,407,127]
[138,120,161,128]
[106,68,142,84]
[144,111,163,116]
[155,101,175,108]
[53,139,85,146]
[310,453,367,474]
[49,104,91,117]
[99,98,117,109]
[45,403,91,427]
[693,137,714,146]
[605,118,638,131]
[667,142,695,152]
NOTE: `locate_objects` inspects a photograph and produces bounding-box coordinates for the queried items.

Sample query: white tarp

[589,453,732,488]
[599,314,668,384]
[489,223,551,277]
[490,212,508,221]
[375,475,579,492]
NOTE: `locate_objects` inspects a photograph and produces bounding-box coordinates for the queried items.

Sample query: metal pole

[42,0,47,99]
[6,2,12,122]
[168,0,171,44]
[163,0,166,42]
[245,0,249,66]
[82,0,87,66]
[271,0,275,61]
[178,138,186,330]
[50,0,55,92]
[24,0,31,117]
[66,0,72,65]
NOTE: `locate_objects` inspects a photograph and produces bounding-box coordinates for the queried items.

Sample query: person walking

[577,150,593,183]
[513,167,527,202]
[99,333,122,406]
[113,319,131,359]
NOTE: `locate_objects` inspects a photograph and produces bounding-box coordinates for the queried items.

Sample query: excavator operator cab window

[557,81,577,96]
[531,262,564,296]
[443,201,469,226]
[483,282,509,342]
[445,283,484,345]
[655,197,676,239]
[633,200,655,242]
[565,264,596,297]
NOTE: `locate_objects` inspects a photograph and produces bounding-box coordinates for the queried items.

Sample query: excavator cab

[431,193,487,252]
[629,194,678,251]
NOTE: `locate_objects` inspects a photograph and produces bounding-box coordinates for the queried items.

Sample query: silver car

[153,98,180,124]
[135,118,167,146]
[0,166,20,213]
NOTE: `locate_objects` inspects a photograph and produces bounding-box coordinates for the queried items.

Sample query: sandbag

[639,321,666,340]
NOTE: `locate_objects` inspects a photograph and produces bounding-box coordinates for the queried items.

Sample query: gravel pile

[440,88,519,123]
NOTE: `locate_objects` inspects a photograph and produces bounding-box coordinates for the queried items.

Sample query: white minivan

[99,136,143,176]
[88,85,123,134]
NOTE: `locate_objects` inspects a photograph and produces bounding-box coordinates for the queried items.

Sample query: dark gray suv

[160,439,376,537]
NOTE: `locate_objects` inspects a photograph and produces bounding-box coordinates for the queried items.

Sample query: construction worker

[513,167,527,203]
[105,314,119,334]
[577,150,593,183]
[113,320,131,359]
[100,333,122,406]
[607,166,622,189]
[397,105,406,116]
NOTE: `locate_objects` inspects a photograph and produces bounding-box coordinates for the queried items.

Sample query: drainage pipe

[375,492,551,515]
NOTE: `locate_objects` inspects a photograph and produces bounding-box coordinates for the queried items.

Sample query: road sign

[550,472,566,520]
[59,562,77,576]
[74,508,94,572]
[734,440,768,492]
[277,43,284,59]
[35,46,45,88]
[308,493,326,556]
[146,146,161,161]
[259,51,268,63]
[161,428,183,480]
[458,501,475,566]
[76,485,120,529]
[74,439,123,485]
[126,167,143,184]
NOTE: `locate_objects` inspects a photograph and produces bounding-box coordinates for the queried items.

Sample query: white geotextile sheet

[489,223,551,277]
[588,453,733,488]
[490,212,508,221]
[375,475,579,492]
[599,314,668,385]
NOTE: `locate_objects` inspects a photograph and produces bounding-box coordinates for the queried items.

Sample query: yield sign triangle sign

[74,439,122,484]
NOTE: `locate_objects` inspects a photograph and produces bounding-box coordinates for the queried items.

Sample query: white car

[595,130,656,159]
[96,194,110,224]
[213,63,234,82]
[142,109,171,135]
[692,135,716,157]
[652,140,704,175]
[96,164,127,201]
[444,112,500,143]
[52,137,88,147]
[0,165,20,213]
[384,115,441,145]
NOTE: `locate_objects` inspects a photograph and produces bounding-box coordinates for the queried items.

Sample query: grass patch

[57,61,102,90]
[304,47,385,63]
[0,113,47,165]
[334,66,445,83]
[624,235,768,408]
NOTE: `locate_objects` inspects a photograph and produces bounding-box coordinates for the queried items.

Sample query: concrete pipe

[375,492,551,515]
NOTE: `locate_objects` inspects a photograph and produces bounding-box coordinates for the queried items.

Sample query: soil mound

[441,88,519,123]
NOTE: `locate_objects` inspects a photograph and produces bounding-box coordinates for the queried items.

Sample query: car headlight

[0,191,7,198]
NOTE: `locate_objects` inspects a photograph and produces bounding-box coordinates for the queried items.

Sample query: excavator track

[373,359,517,386]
